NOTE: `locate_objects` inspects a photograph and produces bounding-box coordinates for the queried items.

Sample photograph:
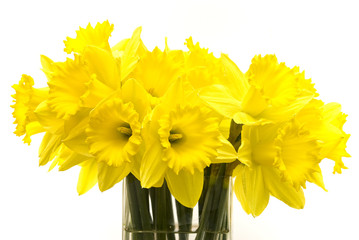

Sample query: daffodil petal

[80,74,114,108]
[98,162,132,192]
[48,56,91,119]
[34,101,64,134]
[58,145,92,171]
[213,135,237,163]
[77,160,98,195]
[233,165,251,215]
[240,86,268,117]
[132,46,183,98]
[260,94,313,123]
[40,55,54,79]
[262,166,305,209]
[121,27,142,81]
[83,45,120,89]
[11,74,48,143]
[307,167,327,191]
[121,78,151,121]
[166,168,203,208]
[38,132,62,166]
[233,164,269,217]
[63,110,91,157]
[220,53,249,98]
[140,141,167,188]
[199,84,243,119]
[160,76,185,109]
[64,21,114,54]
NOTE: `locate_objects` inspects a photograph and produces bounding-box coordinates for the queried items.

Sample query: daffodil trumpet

[11,21,350,240]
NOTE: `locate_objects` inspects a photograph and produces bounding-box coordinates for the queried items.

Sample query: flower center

[168,130,183,144]
[117,124,132,139]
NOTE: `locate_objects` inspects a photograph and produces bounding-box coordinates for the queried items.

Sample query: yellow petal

[240,86,268,117]
[295,67,318,97]
[199,84,242,119]
[262,166,305,209]
[120,78,152,121]
[97,161,132,192]
[233,164,269,217]
[48,55,91,119]
[111,38,130,52]
[77,160,98,195]
[22,121,45,145]
[58,145,92,171]
[213,135,238,163]
[184,37,223,89]
[80,74,114,108]
[161,77,185,110]
[246,55,299,107]
[83,45,120,89]
[140,141,167,188]
[64,21,114,54]
[34,101,64,135]
[112,35,147,60]
[259,94,313,123]
[63,109,91,157]
[220,53,249,98]
[307,167,327,191]
[233,165,251,215]
[165,168,204,208]
[219,118,231,140]
[132,46,184,98]
[38,132,62,166]
[11,74,48,144]
[121,27,142,81]
[40,55,54,79]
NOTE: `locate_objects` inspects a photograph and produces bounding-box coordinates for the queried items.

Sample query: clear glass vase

[122,164,232,240]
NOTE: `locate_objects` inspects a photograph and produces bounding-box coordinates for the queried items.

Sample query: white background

[1,0,358,239]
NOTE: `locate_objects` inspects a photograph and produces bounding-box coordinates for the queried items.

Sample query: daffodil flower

[199,54,316,125]
[233,121,321,216]
[11,74,48,144]
[294,99,351,173]
[140,79,236,208]
[131,41,184,100]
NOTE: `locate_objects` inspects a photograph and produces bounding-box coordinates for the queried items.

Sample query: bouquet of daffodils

[12,21,350,239]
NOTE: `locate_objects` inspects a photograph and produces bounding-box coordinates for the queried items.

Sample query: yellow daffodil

[44,22,143,119]
[140,79,235,208]
[12,22,147,195]
[11,74,48,144]
[199,54,315,125]
[233,121,321,216]
[295,99,351,173]
[184,37,225,89]
[61,78,151,192]
[131,43,184,99]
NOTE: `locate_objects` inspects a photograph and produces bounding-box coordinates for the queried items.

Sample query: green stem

[195,164,229,240]
[165,182,176,240]
[134,178,154,240]
[176,200,193,240]
[153,181,175,240]
[195,168,217,240]
[213,172,230,232]
[125,174,143,240]
[199,166,211,222]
